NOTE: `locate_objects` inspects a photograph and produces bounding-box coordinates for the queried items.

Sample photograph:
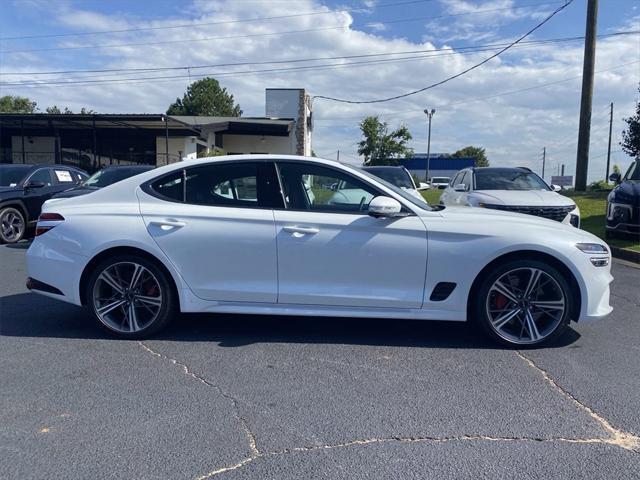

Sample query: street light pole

[424,108,435,182]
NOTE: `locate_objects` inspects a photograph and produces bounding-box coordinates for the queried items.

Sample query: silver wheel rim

[486,267,566,345]
[92,262,163,333]
[1,210,24,242]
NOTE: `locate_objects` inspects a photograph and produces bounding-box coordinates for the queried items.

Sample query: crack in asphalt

[515,351,640,452]
[137,341,260,457]
[138,341,639,479]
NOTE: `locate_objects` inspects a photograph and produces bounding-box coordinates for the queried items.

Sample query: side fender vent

[430,282,456,301]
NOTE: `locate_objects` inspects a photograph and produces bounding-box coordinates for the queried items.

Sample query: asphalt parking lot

[1,243,639,479]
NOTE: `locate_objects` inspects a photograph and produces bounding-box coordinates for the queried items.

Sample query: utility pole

[424,108,435,182]
[605,102,613,182]
[336,150,340,162]
[575,0,599,191]
[542,147,546,180]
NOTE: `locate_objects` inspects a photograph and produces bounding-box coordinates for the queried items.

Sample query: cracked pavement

[1,243,639,479]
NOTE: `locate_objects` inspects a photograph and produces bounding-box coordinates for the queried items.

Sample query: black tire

[0,207,26,244]
[472,259,572,348]
[86,254,177,339]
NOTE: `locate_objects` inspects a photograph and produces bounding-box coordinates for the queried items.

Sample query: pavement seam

[194,434,640,479]
[137,341,260,458]
[515,350,639,452]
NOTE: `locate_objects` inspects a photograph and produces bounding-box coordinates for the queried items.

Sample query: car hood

[471,190,575,207]
[609,181,640,206]
[430,205,597,241]
[0,186,22,196]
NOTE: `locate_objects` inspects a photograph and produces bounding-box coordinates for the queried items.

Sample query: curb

[610,246,640,265]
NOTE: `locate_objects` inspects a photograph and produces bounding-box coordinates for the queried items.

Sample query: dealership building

[398,154,476,181]
[0,88,312,172]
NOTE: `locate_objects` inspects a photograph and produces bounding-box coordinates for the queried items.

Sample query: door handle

[150,219,186,229]
[283,225,319,235]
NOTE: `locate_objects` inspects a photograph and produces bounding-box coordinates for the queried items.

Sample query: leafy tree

[0,95,37,113]
[613,164,621,175]
[620,84,640,159]
[46,105,74,114]
[452,146,489,167]
[357,116,413,165]
[167,77,242,116]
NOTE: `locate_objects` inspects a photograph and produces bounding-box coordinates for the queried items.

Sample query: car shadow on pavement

[0,292,581,350]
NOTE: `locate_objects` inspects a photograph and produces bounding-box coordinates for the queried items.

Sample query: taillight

[35,213,65,236]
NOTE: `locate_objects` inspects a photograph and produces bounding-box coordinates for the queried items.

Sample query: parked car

[0,164,87,243]
[430,176,450,189]
[362,166,428,202]
[440,167,580,227]
[26,155,612,347]
[52,165,155,199]
[607,160,640,239]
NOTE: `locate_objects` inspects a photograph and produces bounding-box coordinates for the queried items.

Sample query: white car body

[26,155,612,344]
[430,177,450,189]
[440,168,580,227]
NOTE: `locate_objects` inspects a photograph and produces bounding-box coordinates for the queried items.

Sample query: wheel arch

[79,246,180,307]
[466,249,582,322]
[0,200,29,223]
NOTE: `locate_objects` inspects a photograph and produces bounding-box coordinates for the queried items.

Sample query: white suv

[440,167,580,227]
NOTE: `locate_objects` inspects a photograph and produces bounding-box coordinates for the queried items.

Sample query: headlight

[575,243,608,254]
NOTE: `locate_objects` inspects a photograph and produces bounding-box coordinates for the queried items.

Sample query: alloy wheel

[485,267,566,345]
[0,209,25,243]
[92,261,163,333]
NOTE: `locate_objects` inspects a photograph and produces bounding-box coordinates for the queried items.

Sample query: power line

[0,2,565,54]
[5,31,635,89]
[9,28,628,77]
[312,0,574,104]
[0,0,436,41]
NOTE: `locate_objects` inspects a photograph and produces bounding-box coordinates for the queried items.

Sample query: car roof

[99,165,154,170]
[471,167,533,173]
[362,166,404,170]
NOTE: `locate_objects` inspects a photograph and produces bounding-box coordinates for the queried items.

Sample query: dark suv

[0,164,88,243]
[607,160,640,239]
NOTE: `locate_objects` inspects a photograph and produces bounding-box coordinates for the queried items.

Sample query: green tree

[620,84,640,160]
[613,164,621,175]
[452,146,489,167]
[46,105,73,114]
[167,77,242,116]
[357,116,413,165]
[0,95,37,113]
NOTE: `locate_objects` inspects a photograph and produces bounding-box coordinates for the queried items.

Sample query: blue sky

[1,0,639,181]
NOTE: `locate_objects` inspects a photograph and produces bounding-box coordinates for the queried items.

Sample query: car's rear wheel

[86,254,177,338]
[0,207,26,244]
[474,259,571,347]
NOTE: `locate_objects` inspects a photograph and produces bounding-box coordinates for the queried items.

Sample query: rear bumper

[26,239,86,306]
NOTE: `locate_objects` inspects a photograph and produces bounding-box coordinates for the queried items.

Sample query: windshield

[356,167,430,211]
[364,168,414,189]
[0,165,31,187]
[83,168,147,188]
[474,170,550,191]
[432,177,449,183]
[624,161,640,181]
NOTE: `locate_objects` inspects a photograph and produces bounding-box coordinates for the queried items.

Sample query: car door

[21,168,60,221]
[138,160,282,303]
[440,172,460,205]
[274,161,428,309]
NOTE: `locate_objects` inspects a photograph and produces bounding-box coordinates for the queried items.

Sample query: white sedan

[26,155,612,347]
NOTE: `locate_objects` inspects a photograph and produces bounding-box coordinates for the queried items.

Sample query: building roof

[171,116,293,136]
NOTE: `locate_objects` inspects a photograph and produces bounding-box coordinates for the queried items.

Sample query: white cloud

[1,1,638,181]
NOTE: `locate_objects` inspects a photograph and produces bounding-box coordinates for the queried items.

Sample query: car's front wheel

[474,259,572,347]
[86,254,177,338]
[0,207,26,244]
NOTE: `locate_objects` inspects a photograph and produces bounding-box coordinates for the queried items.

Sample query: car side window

[462,171,472,189]
[451,173,462,187]
[149,162,283,208]
[277,162,379,213]
[28,169,53,186]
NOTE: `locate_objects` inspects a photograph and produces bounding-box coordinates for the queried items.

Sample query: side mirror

[550,184,562,192]
[453,183,467,192]
[368,196,402,218]
[609,172,621,184]
[25,180,46,189]
[417,182,430,191]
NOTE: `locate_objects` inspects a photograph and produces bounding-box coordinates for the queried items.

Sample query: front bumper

[606,203,640,236]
